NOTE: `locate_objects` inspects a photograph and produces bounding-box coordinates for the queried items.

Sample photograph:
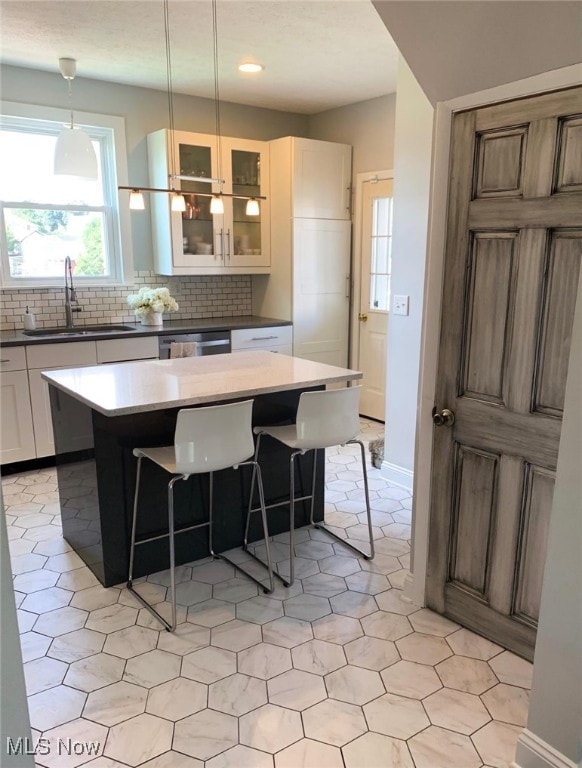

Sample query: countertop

[0,315,291,347]
[42,351,362,416]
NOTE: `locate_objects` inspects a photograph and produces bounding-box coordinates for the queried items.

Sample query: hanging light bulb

[54,58,98,179]
[171,192,186,212]
[210,195,224,215]
[129,190,145,210]
[245,198,260,216]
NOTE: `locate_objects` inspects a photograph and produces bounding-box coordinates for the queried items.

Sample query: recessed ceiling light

[238,62,264,74]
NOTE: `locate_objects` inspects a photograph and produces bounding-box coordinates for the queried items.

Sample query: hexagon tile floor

[3,419,532,768]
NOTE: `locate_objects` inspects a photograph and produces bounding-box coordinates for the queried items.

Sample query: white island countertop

[42,351,362,416]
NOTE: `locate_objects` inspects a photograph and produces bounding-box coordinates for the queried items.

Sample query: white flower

[127,287,179,316]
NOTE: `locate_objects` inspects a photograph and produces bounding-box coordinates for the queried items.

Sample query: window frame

[0,101,133,288]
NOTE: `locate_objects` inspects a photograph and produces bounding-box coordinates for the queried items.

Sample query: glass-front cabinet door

[222,138,270,269]
[171,132,222,269]
[147,129,270,274]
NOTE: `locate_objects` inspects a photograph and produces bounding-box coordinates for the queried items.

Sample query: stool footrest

[312,522,373,560]
[134,520,211,547]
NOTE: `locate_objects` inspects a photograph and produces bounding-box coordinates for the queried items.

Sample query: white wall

[382,57,434,488]
[514,270,582,767]
[308,94,396,177]
[1,65,309,271]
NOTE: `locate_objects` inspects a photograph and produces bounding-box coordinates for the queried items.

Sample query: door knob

[432,407,455,427]
[358,313,368,322]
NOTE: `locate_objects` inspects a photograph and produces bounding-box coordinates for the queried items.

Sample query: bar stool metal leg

[213,462,275,594]
[127,470,181,632]
[309,439,374,560]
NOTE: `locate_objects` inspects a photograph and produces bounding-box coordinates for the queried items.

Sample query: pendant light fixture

[119,0,266,213]
[54,58,98,179]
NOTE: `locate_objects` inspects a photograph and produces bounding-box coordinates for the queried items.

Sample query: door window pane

[369,196,392,311]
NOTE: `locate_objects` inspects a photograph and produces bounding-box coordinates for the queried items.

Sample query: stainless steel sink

[23,324,135,337]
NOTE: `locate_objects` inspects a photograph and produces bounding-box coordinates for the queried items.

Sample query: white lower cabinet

[20,337,159,461]
[0,368,36,464]
[27,342,98,459]
[231,325,293,355]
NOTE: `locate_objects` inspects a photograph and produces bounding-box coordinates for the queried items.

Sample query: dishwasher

[158,331,231,358]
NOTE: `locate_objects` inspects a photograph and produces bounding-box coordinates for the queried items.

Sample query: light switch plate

[393,294,409,316]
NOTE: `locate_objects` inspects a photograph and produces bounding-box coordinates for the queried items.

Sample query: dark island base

[51,387,324,587]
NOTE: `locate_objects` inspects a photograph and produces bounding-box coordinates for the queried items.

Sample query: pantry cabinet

[252,136,352,368]
[147,129,270,275]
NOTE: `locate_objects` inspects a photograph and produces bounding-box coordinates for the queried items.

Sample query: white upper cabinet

[292,137,352,220]
[147,129,270,275]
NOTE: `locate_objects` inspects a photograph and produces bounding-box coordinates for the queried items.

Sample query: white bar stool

[246,386,374,586]
[128,399,274,631]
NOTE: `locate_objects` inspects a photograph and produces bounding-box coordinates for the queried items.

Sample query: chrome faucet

[64,256,82,328]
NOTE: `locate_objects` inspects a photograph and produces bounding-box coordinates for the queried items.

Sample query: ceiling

[0,0,399,114]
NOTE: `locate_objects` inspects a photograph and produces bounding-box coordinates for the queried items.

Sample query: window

[369,195,392,312]
[0,102,132,287]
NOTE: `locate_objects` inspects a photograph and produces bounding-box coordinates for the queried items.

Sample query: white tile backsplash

[0,272,252,331]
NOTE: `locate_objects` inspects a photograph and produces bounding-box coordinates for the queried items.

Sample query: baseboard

[512,729,578,768]
[402,571,414,603]
[380,460,413,491]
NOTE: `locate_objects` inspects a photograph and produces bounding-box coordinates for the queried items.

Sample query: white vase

[140,311,163,326]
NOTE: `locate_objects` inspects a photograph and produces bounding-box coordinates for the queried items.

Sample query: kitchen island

[43,352,361,586]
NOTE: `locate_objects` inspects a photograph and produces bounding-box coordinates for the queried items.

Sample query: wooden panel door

[427,87,582,661]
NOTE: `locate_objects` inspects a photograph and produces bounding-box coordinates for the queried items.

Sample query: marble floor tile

[105,712,173,766]
[436,654,499,695]
[23,655,67,695]
[33,606,88,637]
[209,673,266,716]
[206,745,273,768]
[211,618,262,651]
[123,649,180,688]
[102,625,159,659]
[381,659,442,699]
[236,595,285,624]
[489,650,533,689]
[363,692,430,740]
[83,680,148,726]
[261,616,313,648]
[27,684,87,731]
[312,613,363,645]
[238,642,292,680]
[239,703,303,753]
[302,698,367,747]
[267,668,326,711]
[40,717,108,768]
[173,708,238,761]
[64,652,125,692]
[275,738,344,768]
[325,664,385,705]
[408,725,482,768]
[146,676,207,720]
[291,638,346,676]
[344,635,399,671]
[481,682,529,726]
[342,732,414,768]
[472,720,523,768]
[423,687,491,734]
[187,598,236,627]
[7,425,532,768]
[181,646,236,684]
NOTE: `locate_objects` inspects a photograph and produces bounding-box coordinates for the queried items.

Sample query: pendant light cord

[212,0,222,192]
[67,78,74,129]
[163,0,177,189]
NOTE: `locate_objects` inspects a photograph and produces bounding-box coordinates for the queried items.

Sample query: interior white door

[358,178,393,420]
